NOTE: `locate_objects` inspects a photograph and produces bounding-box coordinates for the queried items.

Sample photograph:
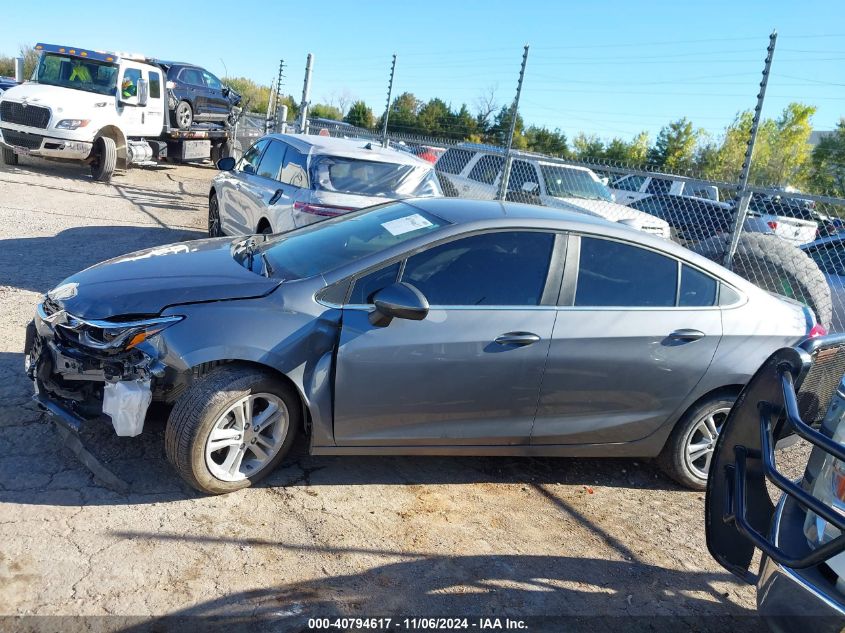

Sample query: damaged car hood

[46,237,281,319]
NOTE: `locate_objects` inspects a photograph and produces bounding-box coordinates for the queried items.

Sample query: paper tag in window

[381,214,433,236]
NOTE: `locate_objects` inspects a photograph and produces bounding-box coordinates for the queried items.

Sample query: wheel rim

[684,407,731,480]
[178,105,191,127]
[205,393,288,482]
[208,197,220,236]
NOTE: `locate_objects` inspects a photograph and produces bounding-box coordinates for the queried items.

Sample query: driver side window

[237,139,268,175]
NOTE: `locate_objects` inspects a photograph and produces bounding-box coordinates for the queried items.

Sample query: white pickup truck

[0,43,235,182]
[611,173,720,205]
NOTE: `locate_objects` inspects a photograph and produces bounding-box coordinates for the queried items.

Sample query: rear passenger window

[436,149,473,175]
[575,237,677,307]
[679,265,717,307]
[279,147,309,188]
[646,178,672,195]
[349,262,401,304]
[468,155,504,185]
[148,72,161,99]
[256,141,287,180]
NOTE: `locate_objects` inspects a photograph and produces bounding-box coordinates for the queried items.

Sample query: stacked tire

[691,232,832,330]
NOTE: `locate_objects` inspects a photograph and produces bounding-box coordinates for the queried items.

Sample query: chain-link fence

[299,117,845,334]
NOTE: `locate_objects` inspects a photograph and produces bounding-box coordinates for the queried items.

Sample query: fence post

[272,59,285,131]
[265,76,276,134]
[723,31,777,269]
[382,54,397,148]
[497,45,529,201]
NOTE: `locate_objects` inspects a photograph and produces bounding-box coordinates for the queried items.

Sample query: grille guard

[706,334,845,583]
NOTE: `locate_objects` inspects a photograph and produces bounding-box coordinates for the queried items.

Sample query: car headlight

[71,315,184,351]
[55,119,91,130]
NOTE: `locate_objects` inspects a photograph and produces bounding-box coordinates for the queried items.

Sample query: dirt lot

[0,156,788,631]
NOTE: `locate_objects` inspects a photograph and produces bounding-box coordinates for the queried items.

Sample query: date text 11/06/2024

[307,618,528,630]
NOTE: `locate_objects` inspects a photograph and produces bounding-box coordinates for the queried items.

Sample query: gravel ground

[0,156,805,631]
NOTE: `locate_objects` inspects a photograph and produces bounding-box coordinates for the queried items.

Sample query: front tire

[165,365,300,495]
[90,136,116,182]
[1,146,18,166]
[658,394,736,490]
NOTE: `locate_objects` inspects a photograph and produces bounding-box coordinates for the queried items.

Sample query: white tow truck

[0,43,237,182]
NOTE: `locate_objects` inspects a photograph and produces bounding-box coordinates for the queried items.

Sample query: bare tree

[326,88,355,116]
[475,83,499,127]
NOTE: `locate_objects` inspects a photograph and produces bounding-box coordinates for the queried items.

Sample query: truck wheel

[658,393,736,490]
[90,136,116,183]
[176,101,193,130]
[164,364,300,495]
[691,232,832,330]
[1,147,18,166]
[222,138,242,161]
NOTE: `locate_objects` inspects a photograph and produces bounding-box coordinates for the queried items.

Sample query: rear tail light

[293,201,355,217]
[767,220,778,230]
[809,324,828,338]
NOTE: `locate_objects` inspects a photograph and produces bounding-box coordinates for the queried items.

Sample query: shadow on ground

[0,225,205,293]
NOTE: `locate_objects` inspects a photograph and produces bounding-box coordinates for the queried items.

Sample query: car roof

[264,133,432,166]
[638,194,732,209]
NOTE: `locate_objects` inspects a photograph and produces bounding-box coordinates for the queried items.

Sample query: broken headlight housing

[61,314,184,352]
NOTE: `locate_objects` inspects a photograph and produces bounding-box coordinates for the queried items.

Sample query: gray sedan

[27,198,815,494]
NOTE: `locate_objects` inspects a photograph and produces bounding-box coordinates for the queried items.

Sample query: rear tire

[165,365,300,495]
[176,100,193,130]
[208,193,223,237]
[658,394,736,490]
[1,147,18,166]
[90,136,116,183]
[691,232,832,330]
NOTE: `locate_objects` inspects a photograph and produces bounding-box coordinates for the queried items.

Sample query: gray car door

[219,138,269,235]
[245,139,289,233]
[531,235,723,445]
[333,230,565,446]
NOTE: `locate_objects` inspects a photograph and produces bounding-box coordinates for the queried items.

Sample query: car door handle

[494,332,541,347]
[269,189,284,205]
[668,329,705,341]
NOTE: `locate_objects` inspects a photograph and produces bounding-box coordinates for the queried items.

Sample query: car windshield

[540,164,613,202]
[311,156,442,198]
[33,53,118,96]
[261,203,449,279]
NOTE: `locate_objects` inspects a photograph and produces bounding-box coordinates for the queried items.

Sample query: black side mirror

[369,282,429,327]
[222,87,230,97]
[217,156,236,171]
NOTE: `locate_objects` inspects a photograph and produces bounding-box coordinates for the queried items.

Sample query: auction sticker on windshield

[381,214,434,236]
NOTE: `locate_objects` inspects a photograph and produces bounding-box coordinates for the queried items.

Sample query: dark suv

[158,62,241,129]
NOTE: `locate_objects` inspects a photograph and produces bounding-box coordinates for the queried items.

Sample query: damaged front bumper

[25,302,174,437]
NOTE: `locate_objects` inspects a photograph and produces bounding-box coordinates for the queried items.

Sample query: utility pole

[497,45,529,201]
[273,59,285,130]
[381,53,397,147]
[299,53,314,134]
[723,31,777,268]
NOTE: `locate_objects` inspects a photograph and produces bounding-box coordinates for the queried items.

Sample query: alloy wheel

[684,406,731,480]
[204,393,289,482]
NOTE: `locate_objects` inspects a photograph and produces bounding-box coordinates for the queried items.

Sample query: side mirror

[222,87,230,97]
[137,78,149,106]
[600,176,610,186]
[217,156,236,171]
[369,282,429,327]
[521,181,539,194]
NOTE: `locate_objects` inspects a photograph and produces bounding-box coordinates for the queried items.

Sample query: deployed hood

[45,237,281,319]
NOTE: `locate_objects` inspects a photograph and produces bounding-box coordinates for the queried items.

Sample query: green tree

[648,118,700,170]
[524,126,568,157]
[762,103,816,186]
[452,104,479,140]
[417,98,452,137]
[309,103,343,120]
[809,119,845,196]
[380,91,422,134]
[344,100,375,129]
[488,105,526,148]
[571,133,604,160]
